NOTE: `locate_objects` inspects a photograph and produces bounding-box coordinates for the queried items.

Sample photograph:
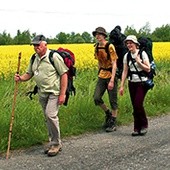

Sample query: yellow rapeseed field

[0,42,170,78]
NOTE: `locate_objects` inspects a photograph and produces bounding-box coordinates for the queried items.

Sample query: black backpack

[109,26,128,79]
[138,37,156,79]
[26,48,76,106]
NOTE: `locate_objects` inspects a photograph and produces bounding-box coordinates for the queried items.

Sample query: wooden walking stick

[6,52,21,159]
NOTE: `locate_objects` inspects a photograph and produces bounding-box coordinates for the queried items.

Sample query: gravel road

[0,113,170,170]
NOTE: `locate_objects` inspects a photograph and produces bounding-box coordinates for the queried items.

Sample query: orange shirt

[94,42,118,79]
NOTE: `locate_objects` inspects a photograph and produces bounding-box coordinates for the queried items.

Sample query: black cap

[30,35,46,45]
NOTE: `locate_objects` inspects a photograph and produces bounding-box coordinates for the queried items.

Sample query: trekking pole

[6,52,21,160]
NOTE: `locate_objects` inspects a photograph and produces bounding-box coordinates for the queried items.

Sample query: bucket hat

[124,35,140,45]
[30,34,47,45]
[92,27,107,37]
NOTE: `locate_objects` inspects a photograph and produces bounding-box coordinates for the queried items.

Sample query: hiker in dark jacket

[92,27,118,132]
[119,35,150,136]
[14,35,68,156]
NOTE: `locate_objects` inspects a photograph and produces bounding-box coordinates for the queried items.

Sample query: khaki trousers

[39,94,61,146]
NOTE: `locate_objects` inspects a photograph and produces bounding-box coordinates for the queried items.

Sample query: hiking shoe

[47,145,62,157]
[103,110,112,128]
[105,117,117,132]
[44,144,51,154]
[131,131,140,137]
[139,128,147,136]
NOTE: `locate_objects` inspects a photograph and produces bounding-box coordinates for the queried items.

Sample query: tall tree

[152,24,170,42]
[81,32,92,43]
[0,31,13,45]
[13,30,31,44]
[138,22,151,37]
[56,32,68,44]
[124,25,137,36]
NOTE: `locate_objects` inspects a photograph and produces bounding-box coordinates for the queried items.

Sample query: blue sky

[0,0,169,38]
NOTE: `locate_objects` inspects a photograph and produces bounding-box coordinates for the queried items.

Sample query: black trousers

[128,81,148,131]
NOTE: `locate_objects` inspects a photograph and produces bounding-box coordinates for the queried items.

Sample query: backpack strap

[127,51,147,80]
[48,50,55,68]
[30,53,36,65]
[105,42,110,60]
[95,42,112,74]
[26,85,38,100]
[128,52,142,81]
[95,42,110,60]
[26,54,38,99]
[127,50,143,65]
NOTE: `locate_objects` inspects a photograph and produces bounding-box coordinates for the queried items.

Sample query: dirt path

[0,114,170,170]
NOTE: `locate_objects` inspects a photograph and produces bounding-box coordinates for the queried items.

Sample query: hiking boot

[103,110,112,128]
[105,117,117,132]
[47,145,62,157]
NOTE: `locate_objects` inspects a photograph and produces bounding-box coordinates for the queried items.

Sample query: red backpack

[56,47,76,79]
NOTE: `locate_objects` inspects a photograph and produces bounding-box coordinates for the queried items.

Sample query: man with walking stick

[14,35,68,157]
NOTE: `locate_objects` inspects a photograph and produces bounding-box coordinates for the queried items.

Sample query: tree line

[0,23,170,45]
